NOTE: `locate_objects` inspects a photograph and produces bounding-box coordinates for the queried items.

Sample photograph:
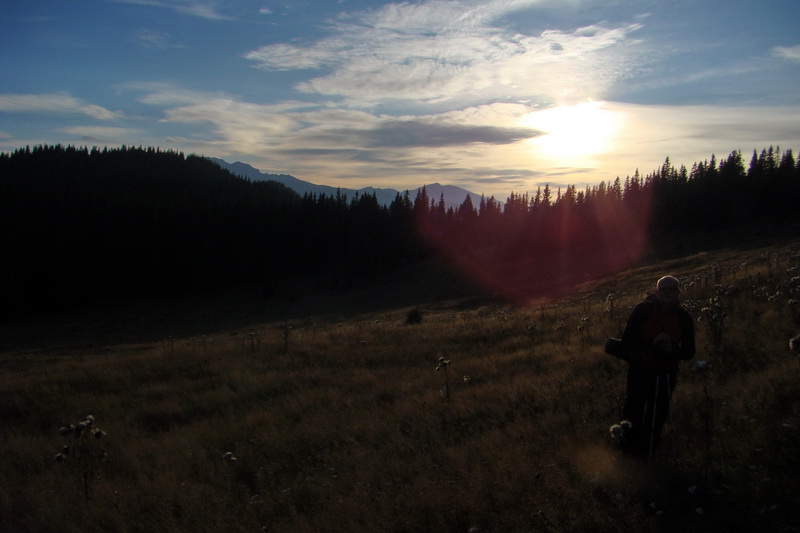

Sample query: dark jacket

[621,295,695,373]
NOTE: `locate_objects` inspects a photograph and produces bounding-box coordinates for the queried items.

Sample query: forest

[1,144,798,317]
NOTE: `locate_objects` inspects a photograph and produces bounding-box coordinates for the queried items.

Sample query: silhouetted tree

[3,143,798,317]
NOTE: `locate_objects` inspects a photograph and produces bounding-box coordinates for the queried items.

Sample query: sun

[521,100,620,161]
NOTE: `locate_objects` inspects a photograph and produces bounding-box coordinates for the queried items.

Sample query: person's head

[656,275,681,309]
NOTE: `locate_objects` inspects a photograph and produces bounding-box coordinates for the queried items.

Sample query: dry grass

[1,242,799,532]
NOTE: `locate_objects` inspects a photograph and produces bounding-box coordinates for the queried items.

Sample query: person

[617,275,695,460]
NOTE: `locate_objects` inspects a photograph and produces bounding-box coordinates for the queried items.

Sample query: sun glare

[522,101,620,161]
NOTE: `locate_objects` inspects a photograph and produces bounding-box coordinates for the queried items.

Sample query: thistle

[223,451,237,462]
[789,335,800,353]
[281,324,292,353]
[609,420,631,440]
[53,415,108,501]
[605,293,616,317]
[700,296,727,353]
[693,360,711,373]
[436,357,451,403]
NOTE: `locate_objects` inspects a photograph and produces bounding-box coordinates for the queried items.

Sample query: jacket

[621,295,695,373]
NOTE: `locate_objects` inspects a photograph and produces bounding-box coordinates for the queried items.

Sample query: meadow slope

[1,241,799,532]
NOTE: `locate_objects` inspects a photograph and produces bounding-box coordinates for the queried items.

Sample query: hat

[657,275,680,291]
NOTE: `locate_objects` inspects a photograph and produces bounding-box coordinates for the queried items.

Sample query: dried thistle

[53,415,108,501]
[436,357,451,403]
[693,360,711,373]
[789,335,800,353]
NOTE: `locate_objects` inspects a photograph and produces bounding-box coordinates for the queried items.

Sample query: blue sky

[1,0,799,199]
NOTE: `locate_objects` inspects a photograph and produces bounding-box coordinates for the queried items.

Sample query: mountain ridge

[208,157,485,211]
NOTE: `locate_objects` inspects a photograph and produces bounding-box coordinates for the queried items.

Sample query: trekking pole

[648,375,660,464]
[666,373,675,458]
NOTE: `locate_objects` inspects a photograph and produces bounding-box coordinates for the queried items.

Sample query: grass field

[1,241,799,532]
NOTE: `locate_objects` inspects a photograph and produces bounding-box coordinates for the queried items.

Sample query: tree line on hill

[0,144,798,316]
[412,146,800,299]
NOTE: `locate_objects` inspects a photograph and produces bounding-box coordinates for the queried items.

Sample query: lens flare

[415,191,651,302]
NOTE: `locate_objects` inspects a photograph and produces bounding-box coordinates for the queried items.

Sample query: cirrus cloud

[0,94,121,120]
[244,0,644,106]
[58,126,144,142]
[102,0,231,20]
[771,44,800,62]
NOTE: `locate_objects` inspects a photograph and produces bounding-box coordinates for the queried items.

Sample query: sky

[1,0,799,200]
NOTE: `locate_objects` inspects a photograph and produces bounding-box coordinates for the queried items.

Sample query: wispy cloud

[120,79,800,197]
[358,120,539,148]
[0,94,121,120]
[244,0,643,106]
[59,126,143,142]
[131,83,539,148]
[590,102,800,176]
[123,82,546,189]
[134,29,185,49]
[104,0,231,20]
[771,44,800,63]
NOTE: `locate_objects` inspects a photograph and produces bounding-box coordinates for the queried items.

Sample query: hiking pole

[666,373,675,458]
[648,375,660,464]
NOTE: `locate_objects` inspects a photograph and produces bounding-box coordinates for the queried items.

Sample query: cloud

[126,82,549,192]
[244,43,340,71]
[0,94,121,119]
[587,102,800,181]
[129,85,363,154]
[125,81,800,200]
[244,0,643,106]
[771,45,800,63]
[359,120,539,147]
[134,30,185,49]
[134,83,540,150]
[104,0,230,20]
[58,126,144,142]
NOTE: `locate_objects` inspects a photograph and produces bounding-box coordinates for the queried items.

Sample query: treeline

[413,147,800,299]
[1,144,798,315]
[420,146,800,244]
[0,145,421,316]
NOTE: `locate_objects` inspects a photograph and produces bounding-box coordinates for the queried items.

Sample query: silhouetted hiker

[616,275,695,461]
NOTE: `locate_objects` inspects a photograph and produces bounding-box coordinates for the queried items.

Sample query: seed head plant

[436,356,451,402]
[790,334,800,353]
[249,332,261,352]
[607,419,633,455]
[605,293,616,318]
[699,294,727,354]
[53,415,108,502]
[280,324,292,353]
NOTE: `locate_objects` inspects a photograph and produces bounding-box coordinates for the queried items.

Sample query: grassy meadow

[1,242,800,532]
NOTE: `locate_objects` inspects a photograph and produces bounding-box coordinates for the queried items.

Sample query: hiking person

[616,275,695,460]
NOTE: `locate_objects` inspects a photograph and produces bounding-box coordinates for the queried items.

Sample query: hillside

[1,240,798,533]
[1,144,799,321]
[0,145,424,317]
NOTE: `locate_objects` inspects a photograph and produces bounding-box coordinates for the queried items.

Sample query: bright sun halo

[522,100,620,161]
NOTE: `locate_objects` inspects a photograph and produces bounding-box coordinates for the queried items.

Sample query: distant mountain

[208,158,483,211]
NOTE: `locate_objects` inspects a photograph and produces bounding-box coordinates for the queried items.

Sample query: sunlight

[521,100,621,161]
